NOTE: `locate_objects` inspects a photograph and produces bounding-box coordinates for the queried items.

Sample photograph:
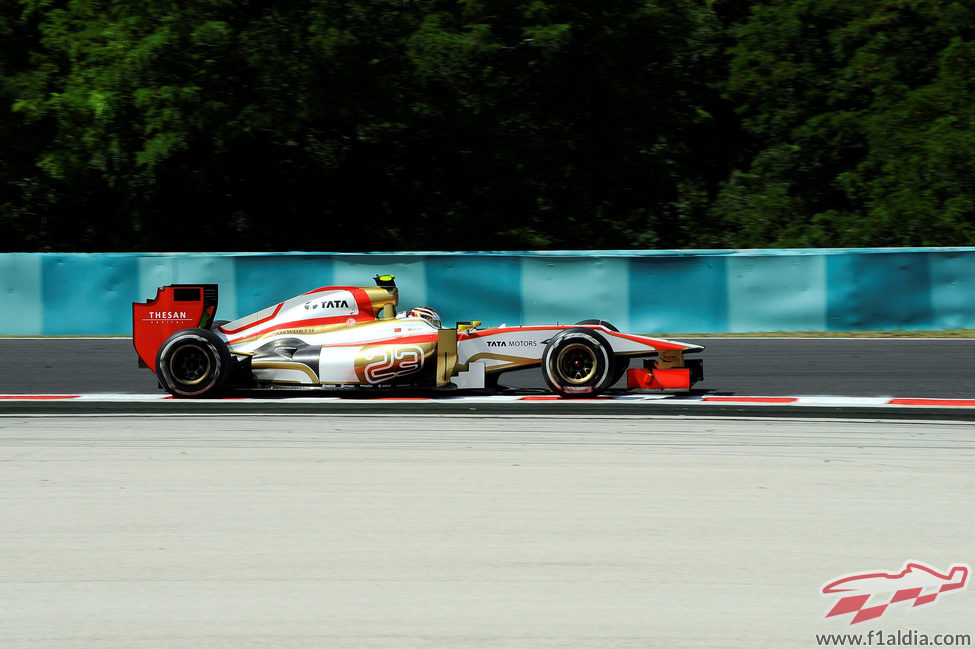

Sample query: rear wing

[133,284,218,371]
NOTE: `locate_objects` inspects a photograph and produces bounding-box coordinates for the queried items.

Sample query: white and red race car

[133,275,703,398]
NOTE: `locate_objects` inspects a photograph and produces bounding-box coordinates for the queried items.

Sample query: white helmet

[408,306,441,328]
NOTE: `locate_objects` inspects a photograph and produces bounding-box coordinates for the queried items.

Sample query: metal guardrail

[2,248,974,335]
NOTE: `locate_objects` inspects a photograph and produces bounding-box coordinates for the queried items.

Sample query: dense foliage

[2,0,974,251]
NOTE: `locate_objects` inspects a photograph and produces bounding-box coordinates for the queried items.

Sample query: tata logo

[304,299,350,310]
[486,340,537,348]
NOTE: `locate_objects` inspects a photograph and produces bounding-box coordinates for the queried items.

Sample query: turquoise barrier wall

[2,249,974,335]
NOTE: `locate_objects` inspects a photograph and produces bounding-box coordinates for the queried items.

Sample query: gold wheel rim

[556,344,597,384]
[169,343,212,386]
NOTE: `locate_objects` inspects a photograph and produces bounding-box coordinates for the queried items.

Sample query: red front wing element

[627,358,704,390]
[133,285,218,371]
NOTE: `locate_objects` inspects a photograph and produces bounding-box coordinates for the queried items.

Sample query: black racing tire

[575,319,619,332]
[541,327,615,397]
[155,328,231,398]
[575,319,627,386]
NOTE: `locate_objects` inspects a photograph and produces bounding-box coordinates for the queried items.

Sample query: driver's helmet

[408,306,441,328]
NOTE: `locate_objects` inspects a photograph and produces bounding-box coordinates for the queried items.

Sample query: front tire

[574,319,619,332]
[541,328,614,397]
[156,328,231,398]
[575,319,627,386]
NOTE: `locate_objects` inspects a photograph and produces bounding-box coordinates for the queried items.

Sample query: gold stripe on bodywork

[353,341,437,384]
[437,328,458,386]
[458,352,542,373]
[655,350,685,368]
[229,322,351,347]
[228,316,425,348]
[360,285,398,315]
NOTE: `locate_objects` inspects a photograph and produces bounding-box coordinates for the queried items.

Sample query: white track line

[3,393,975,407]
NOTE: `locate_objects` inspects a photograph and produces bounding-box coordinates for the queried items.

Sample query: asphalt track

[3,340,974,647]
[2,336,974,397]
[2,337,974,418]
[2,415,973,648]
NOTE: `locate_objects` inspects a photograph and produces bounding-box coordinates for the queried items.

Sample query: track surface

[2,415,973,649]
[2,337,974,397]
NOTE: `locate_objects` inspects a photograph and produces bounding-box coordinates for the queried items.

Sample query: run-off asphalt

[0,415,972,648]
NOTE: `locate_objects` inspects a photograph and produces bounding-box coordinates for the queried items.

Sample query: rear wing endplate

[132,284,218,371]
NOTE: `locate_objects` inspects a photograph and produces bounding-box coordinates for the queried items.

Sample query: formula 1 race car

[133,275,703,398]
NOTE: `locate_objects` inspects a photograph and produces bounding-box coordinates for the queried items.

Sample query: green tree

[2,0,732,251]
[0,2,52,250]
[403,0,730,249]
[719,0,975,247]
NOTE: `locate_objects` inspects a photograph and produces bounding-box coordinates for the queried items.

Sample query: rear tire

[541,328,614,397]
[156,328,231,398]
